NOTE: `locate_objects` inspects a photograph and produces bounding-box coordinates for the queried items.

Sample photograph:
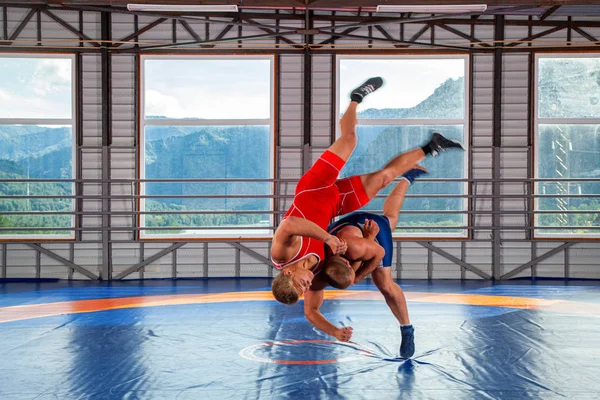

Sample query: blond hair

[271,273,300,304]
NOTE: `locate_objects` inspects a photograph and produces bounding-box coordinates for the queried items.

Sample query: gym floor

[1,279,599,399]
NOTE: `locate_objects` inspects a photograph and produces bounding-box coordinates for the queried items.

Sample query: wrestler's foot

[402,167,428,185]
[400,325,415,359]
[424,132,465,157]
[351,77,384,104]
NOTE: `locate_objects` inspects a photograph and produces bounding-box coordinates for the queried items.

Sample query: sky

[338,57,465,112]
[0,56,463,121]
[144,58,272,120]
[0,57,73,120]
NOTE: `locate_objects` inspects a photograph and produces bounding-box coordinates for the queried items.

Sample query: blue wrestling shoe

[351,77,384,104]
[400,325,415,358]
[401,168,427,185]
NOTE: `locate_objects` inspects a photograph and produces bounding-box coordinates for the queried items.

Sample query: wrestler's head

[323,255,355,289]
[271,265,314,305]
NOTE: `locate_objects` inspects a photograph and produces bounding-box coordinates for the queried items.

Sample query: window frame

[534,53,600,239]
[138,54,276,240]
[335,54,470,239]
[0,53,77,240]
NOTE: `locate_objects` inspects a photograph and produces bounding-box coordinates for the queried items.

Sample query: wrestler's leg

[327,77,383,162]
[382,168,427,229]
[371,267,410,325]
[371,267,415,358]
[359,131,463,200]
[358,149,426,200]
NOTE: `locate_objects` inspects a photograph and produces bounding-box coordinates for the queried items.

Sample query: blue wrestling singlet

[327,212,394,267]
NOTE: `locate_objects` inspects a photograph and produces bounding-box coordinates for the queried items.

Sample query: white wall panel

[1,9,599,280]
[475,20,495,43]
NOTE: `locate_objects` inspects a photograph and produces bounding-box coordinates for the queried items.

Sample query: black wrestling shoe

[350,77,384,103]
[427,132,465,157]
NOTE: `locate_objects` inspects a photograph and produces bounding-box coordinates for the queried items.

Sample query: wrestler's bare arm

[271,216,347,263]
[351,239,385,284]
[338,222,385,284]
[304,277,353,342]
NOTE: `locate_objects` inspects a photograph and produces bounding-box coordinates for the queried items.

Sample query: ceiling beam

[24,0,600,7]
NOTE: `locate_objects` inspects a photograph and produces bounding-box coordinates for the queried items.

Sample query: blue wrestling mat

[0,279,599,399]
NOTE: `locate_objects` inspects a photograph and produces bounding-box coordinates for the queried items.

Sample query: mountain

[0,76,467,230]
[145,126,271,212]
[358,77,464,119]
[5,74,594,232]
[0,159,72,233]
[0,125,72,179]
[0,126,71,162]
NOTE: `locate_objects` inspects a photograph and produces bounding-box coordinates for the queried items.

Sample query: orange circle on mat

[239,339,376,365]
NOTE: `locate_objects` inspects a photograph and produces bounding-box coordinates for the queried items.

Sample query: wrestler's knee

[373,271,395,297]
[340,130,357,145]
[378,169,396,188]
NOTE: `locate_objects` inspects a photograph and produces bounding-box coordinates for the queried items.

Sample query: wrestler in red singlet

[271,150,370,270]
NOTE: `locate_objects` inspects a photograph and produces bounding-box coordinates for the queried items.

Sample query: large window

[337,56,469,237]
[535,55,600,237]
[0,55,75,239]
[140,56,274,239]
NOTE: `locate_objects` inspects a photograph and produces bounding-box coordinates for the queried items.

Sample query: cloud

[31,59,72,96]
[0,58,73,118]
[145,89,270,120]
[0,89,71,119]
[145,90,186,118]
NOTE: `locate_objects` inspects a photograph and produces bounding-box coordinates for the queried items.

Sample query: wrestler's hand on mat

[334,326,353,342]
[363,219,379,240]
[325,235,348,255]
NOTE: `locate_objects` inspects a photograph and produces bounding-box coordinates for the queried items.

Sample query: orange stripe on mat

[1,290,599,324]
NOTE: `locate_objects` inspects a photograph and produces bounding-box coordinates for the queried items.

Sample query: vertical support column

[35,246,41,279]
[172,19,177,43]
[100,11,112,280]
[235,245,241,277]
[274,54,281,228]
[531,241,537,279]
[302,10,312,173]
[1,243,5,279]
[329,12,337,146]
[330,53,337,145]
[267,241,273,278]
[203,242,209,277]
[133,16,140,241]
[461,241,466,280]
[36,9,41,46]
[76,52,84,242]
[468,48,475,240]
[172,248,177,278]
[139,242,145,279]
[492,15,504,280]
[205,16,209,42]
[564,245,570,279]
[69,242,75,279]
[526,52,534,240]
[427,244,433,280]
[2,6,8,41]
[76,12,84,243]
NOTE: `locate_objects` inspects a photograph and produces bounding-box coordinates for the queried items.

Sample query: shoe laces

[361,84,375,94]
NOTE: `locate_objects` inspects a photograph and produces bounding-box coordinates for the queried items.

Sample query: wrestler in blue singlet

[327,211,394,267]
